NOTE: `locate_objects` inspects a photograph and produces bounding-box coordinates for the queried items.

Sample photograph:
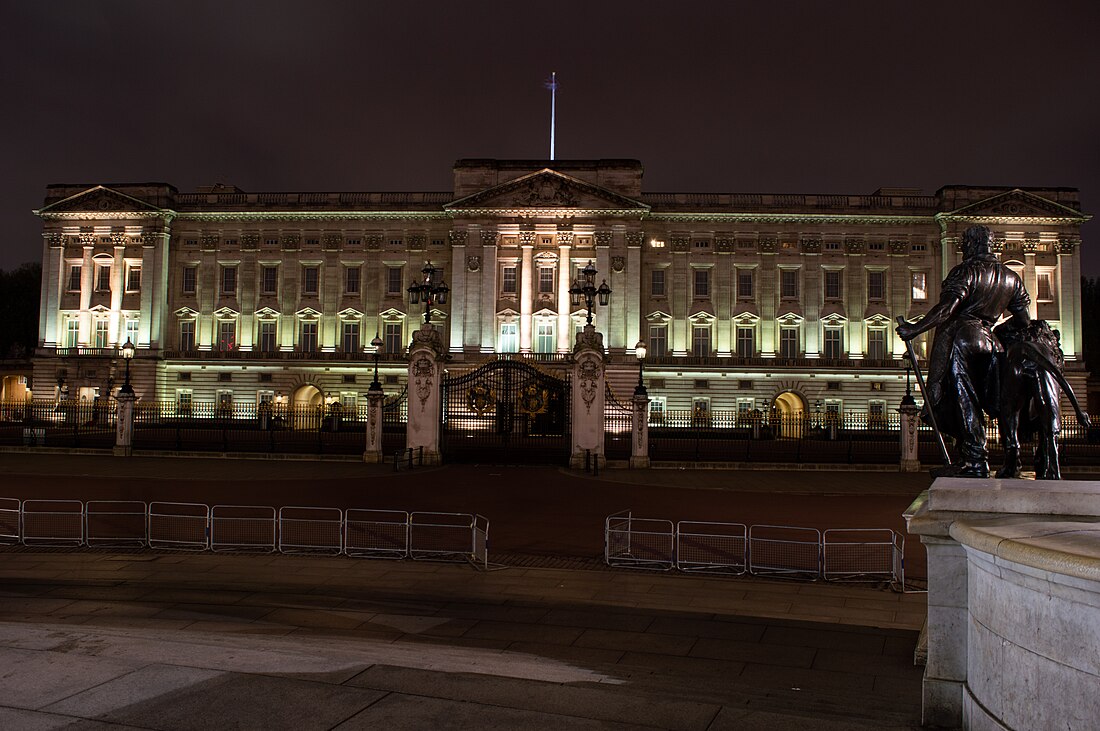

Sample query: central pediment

[445,169,649,214]
[945,189,1086,221]
[37,185,171,217]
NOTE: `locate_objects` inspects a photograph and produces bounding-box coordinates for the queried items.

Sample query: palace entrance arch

[773,390,806,438]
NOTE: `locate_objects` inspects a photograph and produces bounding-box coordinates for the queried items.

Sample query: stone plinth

[905,478,1100,730]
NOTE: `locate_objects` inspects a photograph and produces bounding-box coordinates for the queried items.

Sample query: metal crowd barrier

[86,501,147,547]
[346,509,409,559]
[604,510,675,571]
[0,498,489,569]
[278,506,343,555]
[22,500,84,546]
[606,509,906,588]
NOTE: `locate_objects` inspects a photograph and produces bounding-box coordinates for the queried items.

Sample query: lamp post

[568,260,611,326]
[370,333,384,391]
[119,338,135,395]
[634,340,647,396]
[407,262,449,325]
[901,363,917,406]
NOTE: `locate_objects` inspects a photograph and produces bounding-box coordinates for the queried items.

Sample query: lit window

[780,270,799,299]
[538,267,555,294]
[176,390,193,416]
[94,320,109,348]
[345,266,360,294]
[651,269,666,296]
[738,270,754,299]
[67,265,81,292]
[911,272,928,302]
[221,267,237,296]
[384,322,403,354]
[823,328,844,359]
[126,265,141,292]
[692,325,711,356]
[387,267,403,295]
[179,321,195,350]
[1036,271,1054,302]
[649,324,667,357]
[867,329,886,361]
[502,266,517,295]
[499,322,518,353]
[125,319,139,345]
[824,270,842,300]
[342,321,359,352]
[693,269,710,298]
[299,321,318,352]
[779,327,799,359]
[217,320,236,351]
[259,321,277,352]
[182,267,196,294]
[736,327,754,358]
[96,264,111,292]
[66,319,80,348]
[302,266,319,295]
[868,271,885,301]
[535,322,555,353]
[261,266,278,295]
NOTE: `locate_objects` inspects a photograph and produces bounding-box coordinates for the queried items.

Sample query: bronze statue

[994,320,1090,479]
[896,225,1030,477]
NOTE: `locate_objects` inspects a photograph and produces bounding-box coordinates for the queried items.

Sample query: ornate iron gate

[440,360,570,464]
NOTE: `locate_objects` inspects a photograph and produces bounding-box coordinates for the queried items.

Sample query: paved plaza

[0,452,929,729]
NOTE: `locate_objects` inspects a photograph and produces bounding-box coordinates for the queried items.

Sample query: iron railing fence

[604,385,634,461]
[606,510,908,589]
[381,386,408,453]
[0,499,489,568]
[0,400,117,449]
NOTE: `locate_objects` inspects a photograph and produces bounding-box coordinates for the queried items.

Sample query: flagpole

[547,72,557,160]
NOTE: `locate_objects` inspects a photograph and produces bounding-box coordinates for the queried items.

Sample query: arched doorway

[291,384,323,429]
[773,391,806,438]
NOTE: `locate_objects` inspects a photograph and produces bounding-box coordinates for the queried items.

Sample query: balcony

[640,355,912,370]
[161,349,408,362]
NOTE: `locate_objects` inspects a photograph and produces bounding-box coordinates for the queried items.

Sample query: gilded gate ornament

[466,384,496,415]
[516,384,549,415]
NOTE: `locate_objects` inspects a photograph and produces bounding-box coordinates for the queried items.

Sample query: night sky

[4,1,1099,275]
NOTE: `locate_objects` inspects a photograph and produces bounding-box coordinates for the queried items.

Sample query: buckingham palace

[30,158,1088,427]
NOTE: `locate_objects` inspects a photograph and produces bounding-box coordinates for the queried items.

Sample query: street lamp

[901,363,917,406]
[568,261,612,326]
[370,333,384,391]
[119,338,135,395]
[634,340,647,397]
[407,262,449,325]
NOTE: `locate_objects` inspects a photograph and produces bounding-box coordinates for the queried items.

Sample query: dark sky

[3,1,1099,275]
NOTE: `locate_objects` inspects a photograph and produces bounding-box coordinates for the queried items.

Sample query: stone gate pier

[905,478,1100,730]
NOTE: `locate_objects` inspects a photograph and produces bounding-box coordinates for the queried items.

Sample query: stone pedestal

[630,393,650,468]
[905,478,1100,730]
[899,402,920,472]
[405,323,444,466]
[113,390,135,457]
[570,324,606,469]
[363,387,384,463]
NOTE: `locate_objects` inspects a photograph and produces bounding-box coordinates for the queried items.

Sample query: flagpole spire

[547,72,558,160]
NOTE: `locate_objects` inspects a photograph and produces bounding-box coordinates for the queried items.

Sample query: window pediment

[213,306,239,319]
[733,311,760,325]
[254,307,280,320]
[821,313,848,327]
[645,310,671,323]
[295,307,322,319]
[174,307,199,318]
[379,308,406,321]
[865,313,893,326]
[777,313,804,327]
[688,311,717,324]
[337,307,364,319]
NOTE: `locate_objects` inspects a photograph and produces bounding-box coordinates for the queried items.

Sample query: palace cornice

[175,211,451,222]
[36,210,175,222]
[646,213,934,226]
[447,208,646,219]
[934,212,1090,226]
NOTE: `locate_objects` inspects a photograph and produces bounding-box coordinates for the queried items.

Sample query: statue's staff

[896,316,951,466]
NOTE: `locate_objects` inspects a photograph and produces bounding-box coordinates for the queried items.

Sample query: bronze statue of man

[895,225,1031,477]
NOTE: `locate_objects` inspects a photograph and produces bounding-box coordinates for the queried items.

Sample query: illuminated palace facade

[32,159,1088,420]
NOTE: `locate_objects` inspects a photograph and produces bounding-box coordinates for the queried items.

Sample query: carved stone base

[112,445,132,457]
[900,458,920,473]
[629,456,651,469]
[362,451,382,464]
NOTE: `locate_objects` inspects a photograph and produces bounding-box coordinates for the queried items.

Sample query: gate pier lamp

[119,339,135,395]
[634,341,647,397]
[370,333,384,391]
[407,262,449,325]
[568,261,612,326]
[901,363,917,406]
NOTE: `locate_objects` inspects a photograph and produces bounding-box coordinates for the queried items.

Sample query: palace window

[651,269,666,296]
[302,266,319,295]
[867,328,887,361]
[221,266,237,296]
[96,264,111,292]
[823,327,844,359]
[299,321,318,352]
[501,265,517,295]
[648,397,666,424]
[217,320,236,351]
[649,324,667,357]
[342,321,359,352]
[259,321,277,352]
[779,327,799,359]
[176,390,193,416]
[736,326,755,358]
[182,267,196,294]
[125,319,139,346]
[345,266,360,294]
[386,267,403,295]
[693,269,710,298]
[868,270,885,301]
[261,266,278,295]
[179,321,195,351]
[1036,271,1054,302]
[94,320,109,348]
[384,322,403,354]
[67,265,81,292]
[737,269,754,299]
[911,272,928,302]
[535,322,555,353]
[126,265,141,292]
[824,270,842,301]
[499,322,518,353]
[692,324,711,357]
[780,270,799,300]
[66,319,79,348]
[538,267,554,294]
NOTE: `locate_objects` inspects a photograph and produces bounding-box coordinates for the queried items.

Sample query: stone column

[79,241,94,344]
[570,325,606,468]
[630,393,650,468]
[1057,239,1082,360]
[110,241,125,344]
[41,234,63,347]
[519,233,535,352]
[405,322,445,465]
[448,230,467,353]
[113,390,135,457]
[1024,250,1039,319]
[556,233,573,352]
[363,385,385,463]
[479,229,497,353]
[899,399,920,472]
[625,232,643,350]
